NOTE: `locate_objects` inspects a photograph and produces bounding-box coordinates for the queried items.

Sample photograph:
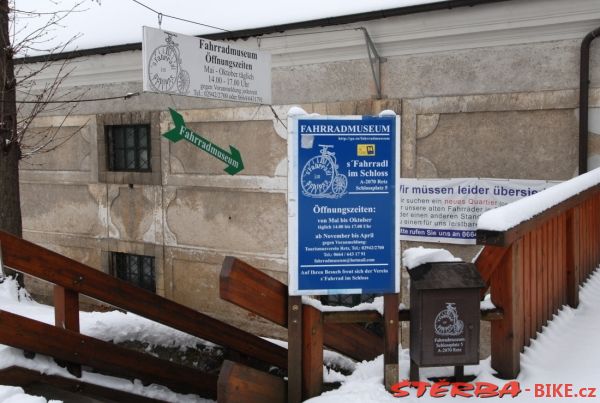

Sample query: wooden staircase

[0,231,386,402]
[0,230,288,401]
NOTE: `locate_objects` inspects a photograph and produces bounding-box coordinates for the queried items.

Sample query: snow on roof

[402,246,461,270]
[15,0,451,56]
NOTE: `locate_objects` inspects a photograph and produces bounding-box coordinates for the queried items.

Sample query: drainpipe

[579,27,600,174]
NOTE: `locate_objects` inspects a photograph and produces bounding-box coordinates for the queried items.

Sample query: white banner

[399,178,559,244]
[143,27,271,104]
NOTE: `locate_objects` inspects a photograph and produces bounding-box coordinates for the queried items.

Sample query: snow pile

[0,385,56,403]
[478,167,600,231]
[306,266,600,402]
[1,264,600,402]
[287,106,308,117]
[0,278,214,402]
[402,247,461,270]
[302,296,386,315]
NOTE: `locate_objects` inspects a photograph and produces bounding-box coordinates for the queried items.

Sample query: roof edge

[16,0,510,64]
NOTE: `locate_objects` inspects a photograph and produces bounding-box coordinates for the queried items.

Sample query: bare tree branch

[9,0,91,158]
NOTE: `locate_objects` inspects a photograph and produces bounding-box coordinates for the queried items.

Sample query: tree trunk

[0,0,24,286]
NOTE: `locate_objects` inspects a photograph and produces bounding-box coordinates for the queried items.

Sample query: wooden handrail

[217,360,286,403]
[220,256,382,361]
[477,183,600,246]
[474,175,600,379]
[0,309,218,398]
[0,230,288,370]
[0,367,166,403]
[473,245,509,296]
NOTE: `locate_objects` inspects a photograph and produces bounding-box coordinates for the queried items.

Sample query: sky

[13,0,447,56]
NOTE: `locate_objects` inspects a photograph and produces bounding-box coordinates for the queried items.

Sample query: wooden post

[218,360,286,403]
[54,285,81,377]
[490,239,524,379]
[383,293,399,391]
[409,360,419,382]
[454,365,465,381]
[287,296,302,403]
[566,208,580,308]
[302,305,323,400]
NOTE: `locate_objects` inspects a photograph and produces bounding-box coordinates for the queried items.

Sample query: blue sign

[288,114,400,295]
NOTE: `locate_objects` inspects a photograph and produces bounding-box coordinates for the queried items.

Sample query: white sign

[399,178,559,244]
[142,27,271,104]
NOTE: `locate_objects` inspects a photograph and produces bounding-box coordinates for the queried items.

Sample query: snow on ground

[0,278,215,403]
[0,266,599,402]
[308,267,600,402]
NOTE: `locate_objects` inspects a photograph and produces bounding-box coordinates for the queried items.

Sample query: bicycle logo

[301,145,348,198]
[147,32,190,95]
[434,302,464,336]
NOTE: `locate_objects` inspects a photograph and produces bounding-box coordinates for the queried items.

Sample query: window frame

[106,124,152,172]
[109,251,156,293]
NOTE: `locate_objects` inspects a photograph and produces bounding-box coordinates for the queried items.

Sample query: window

[110,252,155,292]
[106,125,151,171]
[320,294,375,307]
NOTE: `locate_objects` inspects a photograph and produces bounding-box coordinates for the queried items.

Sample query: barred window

[320,294,376,307]
[110,252,155,292]
[106,125,151,171]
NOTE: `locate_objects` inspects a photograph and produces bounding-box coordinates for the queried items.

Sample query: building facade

[17,0,600,342]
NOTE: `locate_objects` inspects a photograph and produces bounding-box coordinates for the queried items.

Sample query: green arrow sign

[163,108,244,175]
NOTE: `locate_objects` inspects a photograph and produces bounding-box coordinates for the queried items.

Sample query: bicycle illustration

[300,144,348,198]
[147,32,190,95]
[434,302,464,336]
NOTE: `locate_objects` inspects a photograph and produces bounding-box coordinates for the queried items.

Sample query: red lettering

[450,382,475,398]
[551,384,564,398]
[564,384,573,398]
[579,387,597,398]
[534,384,545,397]
[474,382,499,398]
[498,381,522,398]
[391,380,411,398]
[414,381,430,398]
[430,381,450,398]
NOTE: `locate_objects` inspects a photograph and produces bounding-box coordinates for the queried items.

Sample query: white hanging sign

[143,27,271,104]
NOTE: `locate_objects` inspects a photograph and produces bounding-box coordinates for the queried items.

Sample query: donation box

[409,262,485,367]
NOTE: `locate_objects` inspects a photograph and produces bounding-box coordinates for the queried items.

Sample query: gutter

[579,27,600,174]
[16,0,510,64]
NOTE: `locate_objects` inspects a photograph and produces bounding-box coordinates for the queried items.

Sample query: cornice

[17,0,600,88]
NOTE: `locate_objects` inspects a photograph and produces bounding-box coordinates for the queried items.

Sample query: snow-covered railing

[0,230,290,399]
[474,168,600,380]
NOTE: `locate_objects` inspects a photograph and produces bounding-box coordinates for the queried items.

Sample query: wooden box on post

[408,262,484,375]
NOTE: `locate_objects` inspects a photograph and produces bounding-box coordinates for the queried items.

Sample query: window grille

[110,252,155,292]
[106,125,151,171]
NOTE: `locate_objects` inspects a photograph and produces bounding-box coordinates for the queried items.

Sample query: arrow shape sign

[163,108,244,175]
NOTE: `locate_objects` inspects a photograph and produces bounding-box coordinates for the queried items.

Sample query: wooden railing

[0,230,288,398]
[475,173,600,379]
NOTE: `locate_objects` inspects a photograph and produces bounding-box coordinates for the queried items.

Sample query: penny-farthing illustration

[147,33,190,95]
[434,302,464,336]
[301,145,348,198]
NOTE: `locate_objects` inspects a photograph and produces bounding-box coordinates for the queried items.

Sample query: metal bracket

[358,27,386,100]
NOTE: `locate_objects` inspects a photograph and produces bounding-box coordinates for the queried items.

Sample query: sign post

[287,111,401,398]
[288,113,401,295]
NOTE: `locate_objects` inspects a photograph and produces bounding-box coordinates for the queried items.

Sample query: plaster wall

[16,0,600,346]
